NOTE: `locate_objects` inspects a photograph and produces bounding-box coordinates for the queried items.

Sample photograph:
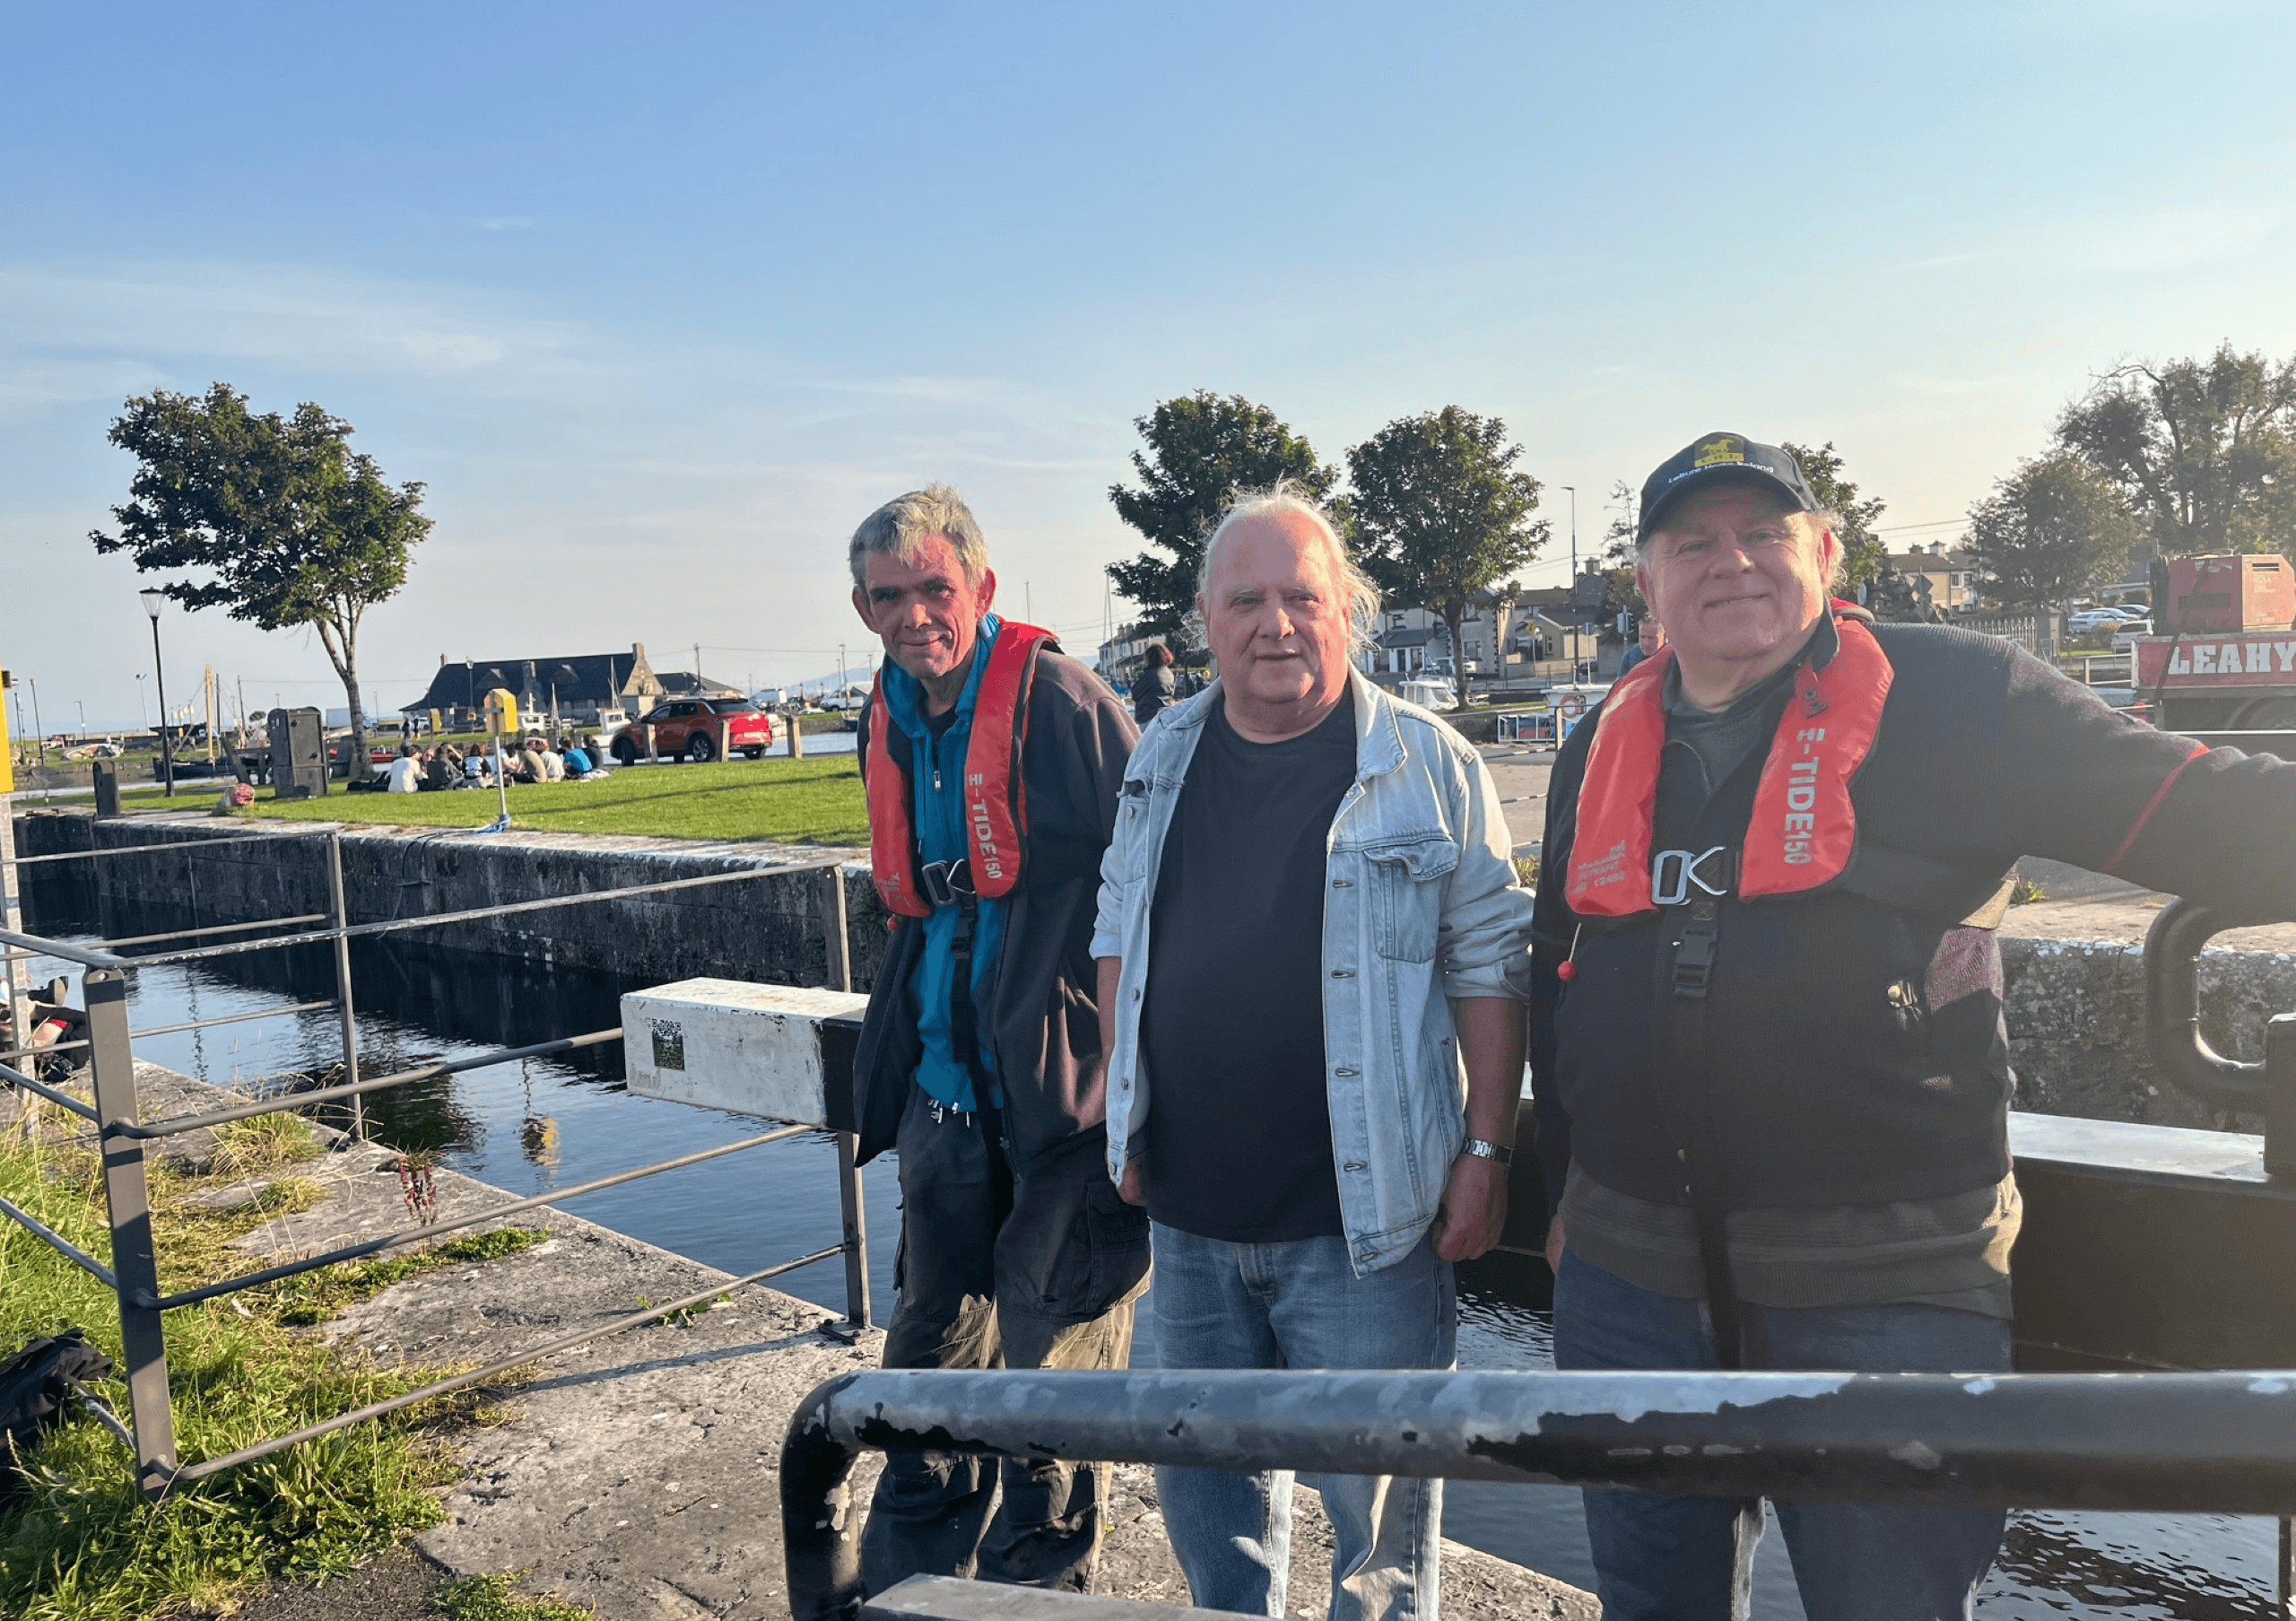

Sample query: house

[1885,542,1980,612]
[399,642,722,729]
[1096,622,1164,693]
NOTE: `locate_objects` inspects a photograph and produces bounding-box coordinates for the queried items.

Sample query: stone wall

[11,810,891,993]
[16,809,2296,1134]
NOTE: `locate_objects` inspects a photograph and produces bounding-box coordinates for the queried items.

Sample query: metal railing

[780,1365,2296,1619]
[0,821,872,1501]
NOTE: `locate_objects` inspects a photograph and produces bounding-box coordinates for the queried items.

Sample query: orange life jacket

[1565,605,1893,918]
[865,621,1058,919]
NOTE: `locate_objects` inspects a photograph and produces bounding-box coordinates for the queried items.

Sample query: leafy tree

[1107,391,1340,645]
[1346,406,1547,710]
[1779,440,1889,588]
[1965,452,2140,618]
[2054,344,2296,561]
[91,384,430,775]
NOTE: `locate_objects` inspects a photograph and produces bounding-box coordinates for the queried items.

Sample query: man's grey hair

[1197,479,1381,651]
[849,484,990,593]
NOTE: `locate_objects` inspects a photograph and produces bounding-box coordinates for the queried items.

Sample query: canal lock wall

[13,807,2296,1135]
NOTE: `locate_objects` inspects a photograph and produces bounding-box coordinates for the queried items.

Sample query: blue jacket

[879,615,1010,1111]
[1093,670,1535,1274]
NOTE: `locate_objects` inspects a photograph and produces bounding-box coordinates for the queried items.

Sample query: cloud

[0,260,593,391]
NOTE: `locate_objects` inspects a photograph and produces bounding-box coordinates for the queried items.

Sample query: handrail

[2144,899,2279,1116]
[111,1028,625,1139]
[0,927,123,970]
[1,830,339,867]
[780,1367,2296,1621]
[125,862,824,968]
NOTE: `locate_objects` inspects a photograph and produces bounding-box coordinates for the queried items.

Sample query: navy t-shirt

[1140,690,1357,1242]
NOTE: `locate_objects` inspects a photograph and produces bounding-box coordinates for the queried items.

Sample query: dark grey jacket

[851,645,1138,1177]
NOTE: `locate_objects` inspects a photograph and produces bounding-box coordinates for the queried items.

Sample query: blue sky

[4,1,2292,729]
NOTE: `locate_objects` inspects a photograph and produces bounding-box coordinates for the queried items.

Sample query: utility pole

[1561,485,1578,678]
[26,677,45,766]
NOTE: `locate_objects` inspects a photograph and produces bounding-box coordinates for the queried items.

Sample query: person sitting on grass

[561,737,596,777]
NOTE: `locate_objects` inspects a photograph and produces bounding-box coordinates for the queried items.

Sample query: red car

[610,697,775,763]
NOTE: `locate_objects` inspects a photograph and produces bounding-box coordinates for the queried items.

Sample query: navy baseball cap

[1637,432,1821,545]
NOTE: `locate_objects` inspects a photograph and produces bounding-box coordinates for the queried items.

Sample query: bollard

[718,719,731,762]
[787,712,804,759]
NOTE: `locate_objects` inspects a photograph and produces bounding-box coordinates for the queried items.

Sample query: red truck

[2130,554,2296,735]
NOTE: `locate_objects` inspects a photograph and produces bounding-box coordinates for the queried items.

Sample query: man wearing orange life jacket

[845,485,1147,1597]
[1528,433,2296,1619]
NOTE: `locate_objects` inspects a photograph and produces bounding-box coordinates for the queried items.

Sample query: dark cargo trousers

[860,1085,1152,1595]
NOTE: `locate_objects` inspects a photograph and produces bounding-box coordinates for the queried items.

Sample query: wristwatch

[1461,1137,1513,1165]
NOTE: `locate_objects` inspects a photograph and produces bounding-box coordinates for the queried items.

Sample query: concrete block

[621,978,868,1126]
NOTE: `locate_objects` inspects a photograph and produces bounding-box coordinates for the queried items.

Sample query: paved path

[129,1066,1593,1619]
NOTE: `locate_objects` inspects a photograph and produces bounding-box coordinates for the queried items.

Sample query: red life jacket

[865,621,1057,919]
[1565,605,1893,918]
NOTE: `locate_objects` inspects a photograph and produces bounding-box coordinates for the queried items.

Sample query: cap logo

[1693,435,1745,468]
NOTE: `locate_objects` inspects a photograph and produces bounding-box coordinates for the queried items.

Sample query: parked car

[818,687,871,712]
[609,697,775,763]
[2069,606,2151,633]
[2111,621,2154,653]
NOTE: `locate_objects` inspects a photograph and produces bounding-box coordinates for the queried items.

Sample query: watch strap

[1461,1137,1513,1165]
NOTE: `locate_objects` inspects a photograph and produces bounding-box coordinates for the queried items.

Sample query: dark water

[10,911,2281,1617]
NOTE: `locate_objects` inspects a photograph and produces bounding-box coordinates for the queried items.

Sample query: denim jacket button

[1334,1067,1359,1076]
[1344,1161,1366,1172]
[1330,969,1353,979]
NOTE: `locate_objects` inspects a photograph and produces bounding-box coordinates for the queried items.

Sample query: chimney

[632,642,646,664]
[439,653,448,667]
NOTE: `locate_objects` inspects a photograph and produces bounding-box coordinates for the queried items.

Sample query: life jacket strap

[918,858,977,910]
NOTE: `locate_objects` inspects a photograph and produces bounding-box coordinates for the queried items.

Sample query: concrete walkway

[128,1067,1594,1619]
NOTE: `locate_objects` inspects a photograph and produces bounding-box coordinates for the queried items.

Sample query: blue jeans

[1149,1223,1455,1621]
[1553,1250,2012,1621]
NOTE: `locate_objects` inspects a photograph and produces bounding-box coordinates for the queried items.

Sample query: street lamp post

[1561,485,1579,678]
[140,589,175,797]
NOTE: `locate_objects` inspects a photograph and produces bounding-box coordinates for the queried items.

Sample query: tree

[1779,440,1889,588]
[1107,391,1340,645]
[1965,452,2140,619]
[91,385,430,775]
[2053,344,2296,561]
[1346,406,1546,710]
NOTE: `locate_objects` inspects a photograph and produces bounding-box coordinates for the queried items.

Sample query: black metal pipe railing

[138,1122,813,1310]
[2144,898,2296,1179]
[100,914,331,952]
[0,831,336,868]
[126,862,822,969]
[0,927,122,969]
[0,1194,118,1287]
[110,1028,625,1140]
[0,1058,101,1123]
[780,1367,2296,1620]
[130,998,337,1041]
[172,1240,849,1486]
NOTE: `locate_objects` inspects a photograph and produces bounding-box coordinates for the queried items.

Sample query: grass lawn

[117,755,867,845]
[0,1106,555,1619]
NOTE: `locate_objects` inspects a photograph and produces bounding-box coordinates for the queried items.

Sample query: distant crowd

[382,732,609,793]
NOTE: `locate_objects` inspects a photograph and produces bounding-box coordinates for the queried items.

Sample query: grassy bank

[0,1104,549,1619]
[114,755,867,844]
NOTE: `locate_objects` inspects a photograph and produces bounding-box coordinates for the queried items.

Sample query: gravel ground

[203,1545,450,1621]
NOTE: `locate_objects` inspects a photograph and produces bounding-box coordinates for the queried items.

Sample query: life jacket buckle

[918,858,976,909]
[1652,846,1733,906]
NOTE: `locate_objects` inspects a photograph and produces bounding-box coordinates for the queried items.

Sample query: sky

[4,0,2293,731]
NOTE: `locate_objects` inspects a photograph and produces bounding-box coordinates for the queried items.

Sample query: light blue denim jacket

[1091,669,1535,1276]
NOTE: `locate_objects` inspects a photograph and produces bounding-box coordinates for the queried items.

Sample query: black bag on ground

[0,1327,115,1496]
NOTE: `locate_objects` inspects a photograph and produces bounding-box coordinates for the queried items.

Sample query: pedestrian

[1093,479,1534,1621]
[846,484,1149,1597]
[1130,642,1178,727]
[1615,616,1665,677]
[1529,431,2296,1619]
[384,741,423,794]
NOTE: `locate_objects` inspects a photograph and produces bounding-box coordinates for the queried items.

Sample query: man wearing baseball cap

[1526,432,2296,1616]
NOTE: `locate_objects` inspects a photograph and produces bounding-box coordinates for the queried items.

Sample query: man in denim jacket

[1092,481,1533,1621]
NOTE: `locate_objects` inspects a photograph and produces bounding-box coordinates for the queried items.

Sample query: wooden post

[787,713,804,759]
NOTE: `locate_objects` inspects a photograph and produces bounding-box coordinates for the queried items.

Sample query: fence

[0,824,870,1502]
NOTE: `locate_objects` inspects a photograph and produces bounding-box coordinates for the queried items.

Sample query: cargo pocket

[1372,837,1459,963]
